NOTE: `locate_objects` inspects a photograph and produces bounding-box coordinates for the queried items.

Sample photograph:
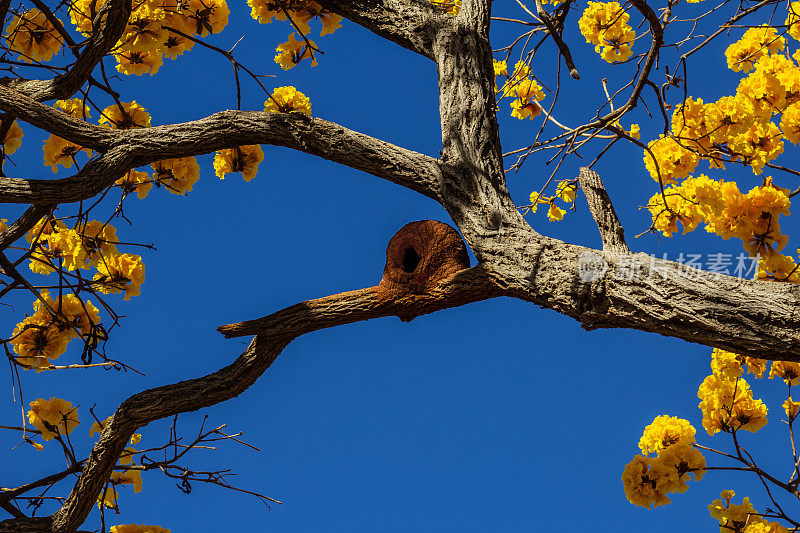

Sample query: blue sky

[2,1,799,531]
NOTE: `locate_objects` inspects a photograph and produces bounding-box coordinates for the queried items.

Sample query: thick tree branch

[1,0,132,101]
[48,264,500,532]
[0,204,52,251]
[317,0,444,60]
[0,148,134,204]
[0,111,443,204]
[0,86,117,151]
[219,265,500,337]
[577,167,629,257]
[475,223,800,362]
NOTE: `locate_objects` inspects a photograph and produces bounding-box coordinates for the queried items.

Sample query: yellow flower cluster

[788,2,800,41]
[710,348,766,380]
[724,26,786,73]
[24,216,145,302]
[784,397,800,420]
[709,491,788,533]
[97,440,144,509]
[2,120,23,155]
[246,1,341,70]
[44,99,94,173]
[496,61,546,120]
[94,253,147,300]
[768,360,800,385]
[100,101,152,130]
[643,45,800,188]
[622,438,705,508]
[69,0,229,75]
[11,291,100,369]
[274,33,318,70]
[647,175,795,281]
[578,2,635,63]
[110,525,170,533]
[638,415,696,455]
[26,397,79,440]
[116,170,153,199]
[151,156,201,195]
[698,373,768,435]
[528,179,577,222]
[247,0,342,35]
[214,144,265,181]
[264,86,312,116]
[5,9,62,63]
[643,136,700,185]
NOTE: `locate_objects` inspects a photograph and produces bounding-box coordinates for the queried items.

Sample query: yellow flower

[274,33,318,70]
[709,493,764,533]
[10,290,100,369]
[114,49,164,76]
[118,0,168,52]
[43,135,92,173]
[493,59,508,78]
[784,397,800,421]
[110,525,171,533]
[182,0,229,36]
[725,26,785,72]
[70,0,107,35]
[111,469,143,493]
[643,135,700,185]
[638,415,696,455]
[55,98,91,120]
[36,290,101,338]
[11,316,71,368]
[698,374,768,435]
[3,120,23,155]
[213,145,264,182]
[116,170,153,199]
[744,521,792,533]
[729,121,784,174]
[621,455,672,508]
[578,2,635,63]
[711,348,767,379]
[788,2,800,41]
[303,2,343,35]
[98,486,118,509]
[528,191,545,213]
[555,181,577,203]
[657,441,706,492]
[151,157,201,195]
[5,9,62,63]
[769,360,800,385]
[77,220,119,264]
[99,102,152,129]
[264,86,312,116]
[90,416,111,437]
[27,398,79,440]
[547,203,567,221]
[510,98,541,120]
[93,253,146,300]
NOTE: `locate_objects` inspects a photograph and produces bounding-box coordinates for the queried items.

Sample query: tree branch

[317,0,445,60]
[577,167,629,257]
[0,204,52,251]
[50,262,500,531]
[0,85,117,151]
[1,0,132,102]
[0,112,443,204]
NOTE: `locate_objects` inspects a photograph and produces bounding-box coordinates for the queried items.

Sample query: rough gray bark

[1,0,799,531]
